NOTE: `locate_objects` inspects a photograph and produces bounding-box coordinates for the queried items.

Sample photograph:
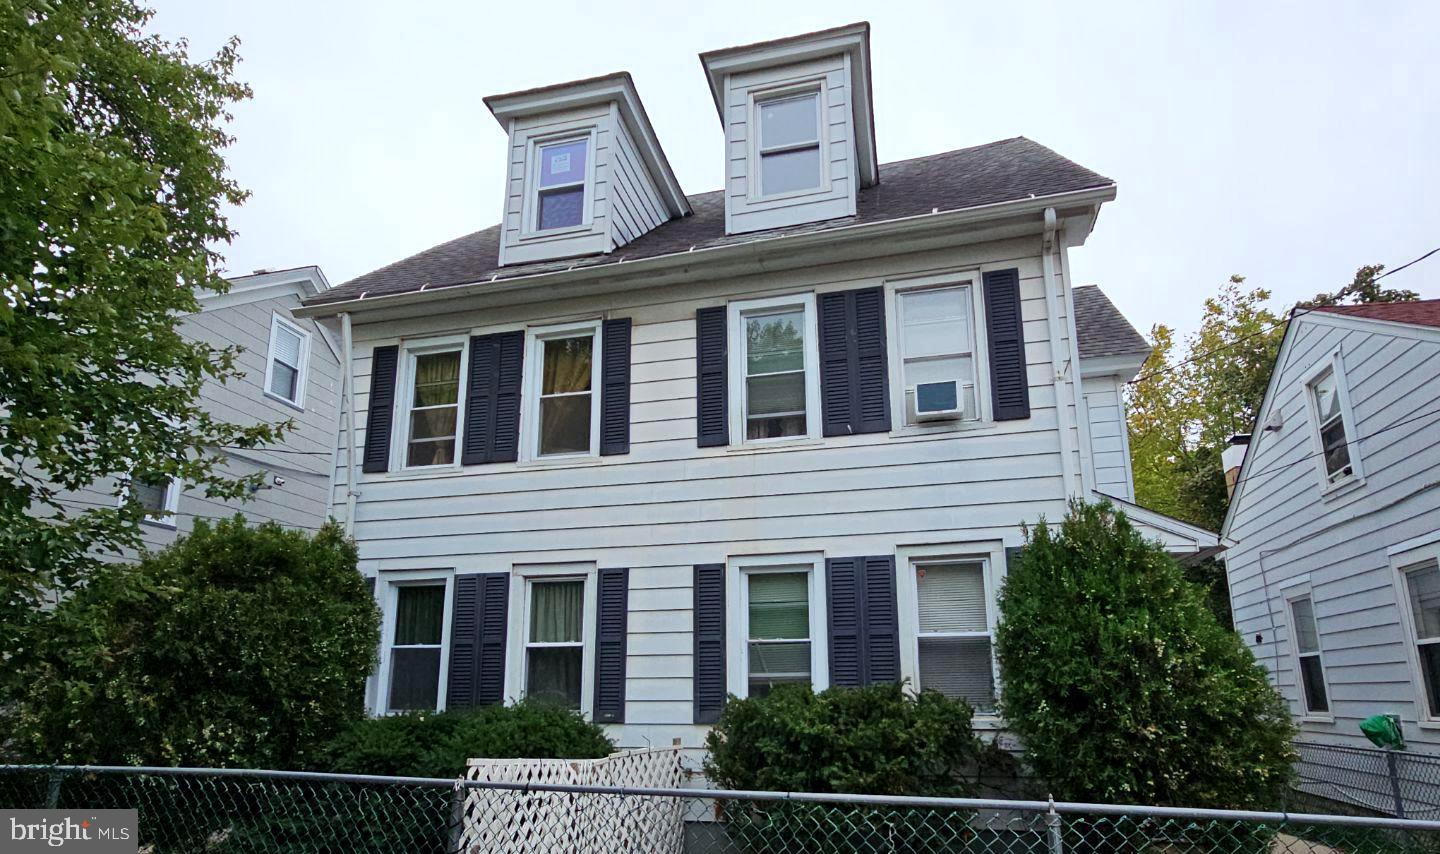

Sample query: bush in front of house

[995,499,1295,809]
[322,700,615,778]
[2,517,379,769]
[703,681,982,796]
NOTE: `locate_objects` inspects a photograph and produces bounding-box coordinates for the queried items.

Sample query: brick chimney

[1222,434,1250,499]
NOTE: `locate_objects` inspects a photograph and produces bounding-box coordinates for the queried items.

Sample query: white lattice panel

[458,747,687,853]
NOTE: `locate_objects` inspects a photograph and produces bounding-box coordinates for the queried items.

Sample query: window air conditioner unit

[913,380,966,422]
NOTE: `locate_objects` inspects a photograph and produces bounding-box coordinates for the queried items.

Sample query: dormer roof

[699,22,878,187]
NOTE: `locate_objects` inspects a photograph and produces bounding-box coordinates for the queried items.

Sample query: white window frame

[748,80,830,202]
[727,293,822,447]
[376,569,455,714]
[522,129,598,238]
[1301,349,1364,494]
[896,541,1006,725]
[1391,541,1440,727]
[263,313,311,409]
[521,319,603,462]
[120,473,180,529]
[392,335,469,472]
[505,563,598,718]
[1284,585,1333,722]
[885,272,992,431]
[725,552,828,699]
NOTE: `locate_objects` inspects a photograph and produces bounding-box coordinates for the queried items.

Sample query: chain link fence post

[1046,795,1064,854]
[1387,750,1407,820]
[44,769,62,809]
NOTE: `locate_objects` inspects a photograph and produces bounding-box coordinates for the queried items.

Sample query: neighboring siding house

[54,266,343,553]
[1223,299,1440,751]
[295,23,1217,752]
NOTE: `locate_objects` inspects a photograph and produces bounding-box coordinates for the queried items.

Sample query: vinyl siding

[1083,374,1135,501]
[1225,314,1440,751]
[339,234,1091,751]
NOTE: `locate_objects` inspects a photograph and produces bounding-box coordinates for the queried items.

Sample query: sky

[147,1,1438,339]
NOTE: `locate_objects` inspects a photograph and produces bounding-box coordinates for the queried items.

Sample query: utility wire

[1228,405,1440,492]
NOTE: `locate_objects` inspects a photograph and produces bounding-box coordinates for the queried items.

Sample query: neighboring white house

[52,266,343,552]
[294,22,1217,753]
[1223,299,1440,752]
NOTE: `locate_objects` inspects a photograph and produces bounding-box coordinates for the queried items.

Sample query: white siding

[339,234,1091,748]
[1083,374,1134,501]
[1225,314,1440,751]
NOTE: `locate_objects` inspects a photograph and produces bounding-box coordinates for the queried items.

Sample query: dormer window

[755,89,823,197]
[533,136,591,232]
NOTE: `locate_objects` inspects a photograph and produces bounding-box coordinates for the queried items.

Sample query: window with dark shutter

[819,287,890,436]
[982,268,1030,421]
[593,567,629,722]
[695,307,729,447]
[462,331,525,465]
[447,573,509,709]
[600,319,632,456]
[693,564,727,723]
[362,345,399,472]
[826,555,899,687]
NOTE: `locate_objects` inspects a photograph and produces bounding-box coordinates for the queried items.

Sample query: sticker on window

[550,152,570,174]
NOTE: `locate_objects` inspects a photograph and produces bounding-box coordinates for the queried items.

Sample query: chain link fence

[5,764,1440,853]
[1293,740,1440,819]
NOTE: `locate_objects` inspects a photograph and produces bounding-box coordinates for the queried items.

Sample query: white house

[1223,299,1440,751]
[294,23,1217,751]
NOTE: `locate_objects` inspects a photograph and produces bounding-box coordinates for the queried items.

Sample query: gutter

[293,184,1117,320]
[1040,207,1081,500]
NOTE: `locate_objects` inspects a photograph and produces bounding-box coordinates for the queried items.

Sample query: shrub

[3,517,379,768]
[703,681,981,796]
[995,500,1295,809]
[323,701,615,778]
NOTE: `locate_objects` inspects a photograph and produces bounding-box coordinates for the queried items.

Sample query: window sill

[515,455,604,470]
[518,222,594,241]
[1300,715,1336,725]
[972,714,1004,730]
[1319,474,1364,502]
[889,420,993,439]
[748,184,830,205]
[1415,719,1440,731]
[140,518,177,531]
[725,437,824,454]
[376,464,464,481]
[262,389,308,413]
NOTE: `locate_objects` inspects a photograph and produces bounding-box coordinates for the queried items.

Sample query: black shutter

[1005,546,1026,575]
[693,564,727,723]
[593,567,629,723]
[462,330,525,465]
[362,345,399,473]
[364,576,375,598]
[983,268,1031,421]
[600,319,632,456]
[447,572,509,709]
[827,555,900,687]
[819,287,891,436]
[695,307,729,447]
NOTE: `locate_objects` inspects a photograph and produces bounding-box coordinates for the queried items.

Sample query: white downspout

[1041,208,1080,500]
[341,312,359,535]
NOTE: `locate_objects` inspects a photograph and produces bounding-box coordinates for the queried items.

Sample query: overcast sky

[149,1,1438,338]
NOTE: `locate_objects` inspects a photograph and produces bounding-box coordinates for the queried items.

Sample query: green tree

[3,518,379,767]
[995,501,1295,808]
[0,1,282,648]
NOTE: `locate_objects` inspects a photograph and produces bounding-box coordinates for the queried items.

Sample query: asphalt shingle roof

[1072,285,1151,360]
[307,136,1113,306]
[1313,298,1440,329]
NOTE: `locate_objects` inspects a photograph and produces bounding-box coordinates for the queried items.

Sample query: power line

[1229,405,1440,492]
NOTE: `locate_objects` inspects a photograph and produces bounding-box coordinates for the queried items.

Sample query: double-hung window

[729,294,819,443]
[526,321,601,458]
[265,315,310,407]
[382,577,452,713]
[1288,594,1330,716]
[754,89,822,197]
[533,137,590,232]
[1304,355,1360,489]
[1400,556,1440,719]
[745,571,813,696]
[524,578,586,708]
[912,560,996,712]
[401,344,465,468]
[126,473,179,527]
[896,285,982,425]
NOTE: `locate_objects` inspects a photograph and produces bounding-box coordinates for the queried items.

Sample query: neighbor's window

[897,285,980,424]
[525,578,585,708]
[739,303,811,441]
[534,137,589,231]
[1288,596,1329,715]
[126,473,179,527]
[265,315,310,406]
[1402,559,1440,718]
[387,583,446,712]
[756,91,822,196]
[531,325,599,457]
[1308,367,1353,485]
[404,348,463,467]
[745,570,812,697]
[914,560,995,713]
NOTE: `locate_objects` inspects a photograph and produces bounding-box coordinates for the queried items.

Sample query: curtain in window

[413,352,460,406]
[530,580,584,643]
[748,573,808,639]
[394,586,445,645]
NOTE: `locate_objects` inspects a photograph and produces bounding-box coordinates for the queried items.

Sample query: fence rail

[1294,740,1440,819]
[5,763,1440,853]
